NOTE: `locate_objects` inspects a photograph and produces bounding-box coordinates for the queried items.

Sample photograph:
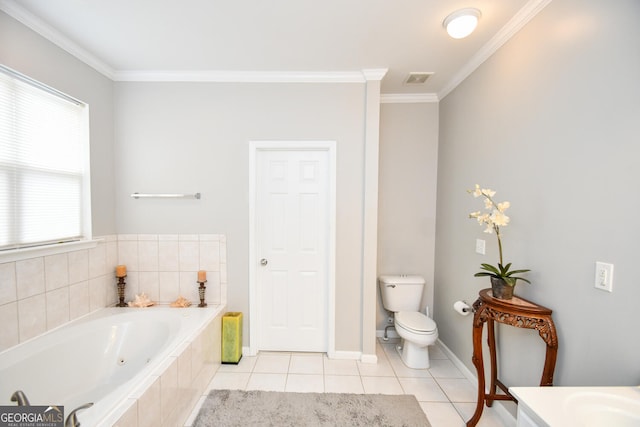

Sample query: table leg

[540,344,558,386]
[467,314,485,427]
[487,319,497,407]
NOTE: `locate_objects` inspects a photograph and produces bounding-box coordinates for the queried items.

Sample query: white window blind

[0,65,91,251]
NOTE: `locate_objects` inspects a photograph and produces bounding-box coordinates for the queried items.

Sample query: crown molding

[438,0,553,99]
[112,69,372,83]
[380,93,439,104]
[0,0,115,79]
[361,68,389,81]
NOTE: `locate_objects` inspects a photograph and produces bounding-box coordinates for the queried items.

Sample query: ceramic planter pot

[490,276,514,300]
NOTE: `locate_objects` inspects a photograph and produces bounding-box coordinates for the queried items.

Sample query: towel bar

[130,192,201,199]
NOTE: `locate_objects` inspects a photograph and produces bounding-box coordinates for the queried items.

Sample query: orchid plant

[468,185,530,286]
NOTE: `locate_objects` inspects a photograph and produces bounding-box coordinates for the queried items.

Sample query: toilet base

[396,339,431,369]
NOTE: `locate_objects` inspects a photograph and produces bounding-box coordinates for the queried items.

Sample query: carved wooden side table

[466,288,558,427]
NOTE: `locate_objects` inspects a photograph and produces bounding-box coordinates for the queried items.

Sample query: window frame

[0,64,94,261]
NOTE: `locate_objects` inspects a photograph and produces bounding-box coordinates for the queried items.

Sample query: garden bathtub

[0,305,223,426]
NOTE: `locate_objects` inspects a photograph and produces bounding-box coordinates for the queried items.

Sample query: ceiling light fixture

[443,8,481,39]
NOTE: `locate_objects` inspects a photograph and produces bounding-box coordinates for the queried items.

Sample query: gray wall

[435,0,640,388]
[377,102,439,330]
[113,81,368,351]
[0,11,116,236]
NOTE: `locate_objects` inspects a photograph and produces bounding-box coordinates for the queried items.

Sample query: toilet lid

[396,311,437,333]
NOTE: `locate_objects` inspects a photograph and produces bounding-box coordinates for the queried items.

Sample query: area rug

[193,389,431,427]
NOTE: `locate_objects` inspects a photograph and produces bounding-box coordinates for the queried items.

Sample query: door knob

[260,258,268,266]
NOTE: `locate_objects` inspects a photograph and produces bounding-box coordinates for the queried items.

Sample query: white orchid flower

[468,185,530,287]
[497,201,510,212]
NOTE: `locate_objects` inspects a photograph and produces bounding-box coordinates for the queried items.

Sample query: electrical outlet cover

[595,261,613,292]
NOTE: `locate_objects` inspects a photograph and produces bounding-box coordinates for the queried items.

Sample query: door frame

[248,140,336,356]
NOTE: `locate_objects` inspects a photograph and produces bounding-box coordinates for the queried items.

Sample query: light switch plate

[475,239,486,255]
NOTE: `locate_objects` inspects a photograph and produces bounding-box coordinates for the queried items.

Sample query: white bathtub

[0,305,223,426]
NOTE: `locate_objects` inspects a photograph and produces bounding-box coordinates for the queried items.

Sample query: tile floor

[185,339,516,427]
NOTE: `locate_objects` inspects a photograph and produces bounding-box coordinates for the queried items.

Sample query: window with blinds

[0,65,91,251]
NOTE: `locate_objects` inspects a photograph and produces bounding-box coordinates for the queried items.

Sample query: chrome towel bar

[130,192,201,199]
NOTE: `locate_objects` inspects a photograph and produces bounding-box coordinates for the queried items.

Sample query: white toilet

[379,275,438,369]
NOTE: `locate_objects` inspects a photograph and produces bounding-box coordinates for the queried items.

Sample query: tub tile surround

[0,234,228,353]
[118,234,226,307]
[108,312,223,427]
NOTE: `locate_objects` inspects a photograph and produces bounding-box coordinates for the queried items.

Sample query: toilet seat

[396,311,437,334]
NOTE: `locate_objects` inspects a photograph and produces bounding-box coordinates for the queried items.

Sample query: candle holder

[197,280,208,307]
[116,276,128,307]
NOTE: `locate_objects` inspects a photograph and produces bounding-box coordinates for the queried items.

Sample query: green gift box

[221,312,243,364]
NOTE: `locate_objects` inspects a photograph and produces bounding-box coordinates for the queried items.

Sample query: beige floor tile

[285,374,324,392]
[253,354,291,373]
[428,358,465,378]
[207,372,250,390]
[361,376,404,394]
[323,357,359,376]
[435,378,476,402]
[398,377,449,402]
[324,375,364,393]
[289,354,324,374]
[420,402,466,427]
[453,402,516,427]
[246,373,287,391]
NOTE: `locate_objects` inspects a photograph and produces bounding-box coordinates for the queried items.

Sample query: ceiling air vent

[404,72,433,85]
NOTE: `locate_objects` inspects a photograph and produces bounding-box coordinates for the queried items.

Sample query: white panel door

[256,149,329,352]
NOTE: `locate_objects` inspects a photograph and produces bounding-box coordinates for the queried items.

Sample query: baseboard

[436,339,516,426]
[360,353,378,364]
[327,350,362,360]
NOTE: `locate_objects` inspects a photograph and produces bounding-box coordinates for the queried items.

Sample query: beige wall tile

[160,357,178,423]
[158,272,179,303]
[69,281,90,320]
[0,302,19,351]
[158,241,179,272]
[46,287,70,330]
[68,250,89,284]
[18,293,46,341]
[0,262,17,305]
[89,243,107,279]
[178,241,199,272]
[113,400,138,427]
[44,253,68,291]
[137,377,161,427]
[118,240,139,272]
[16,257,45,299]
[138,240,159,272]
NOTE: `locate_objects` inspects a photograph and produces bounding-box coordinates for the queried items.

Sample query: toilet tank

[379,275,425,312]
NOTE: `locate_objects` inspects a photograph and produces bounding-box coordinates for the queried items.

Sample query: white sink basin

[510,386,640,427]
[564,390,640,427]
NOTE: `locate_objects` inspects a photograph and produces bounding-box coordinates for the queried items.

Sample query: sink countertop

[510,386,640,427]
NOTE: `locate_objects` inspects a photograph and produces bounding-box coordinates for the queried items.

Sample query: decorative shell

[128,293,155,308]
[170,296,192,308]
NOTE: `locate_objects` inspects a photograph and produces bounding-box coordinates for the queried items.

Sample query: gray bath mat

[193,389,431,427]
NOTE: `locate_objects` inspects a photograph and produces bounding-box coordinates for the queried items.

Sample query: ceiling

[0,0,548,98]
